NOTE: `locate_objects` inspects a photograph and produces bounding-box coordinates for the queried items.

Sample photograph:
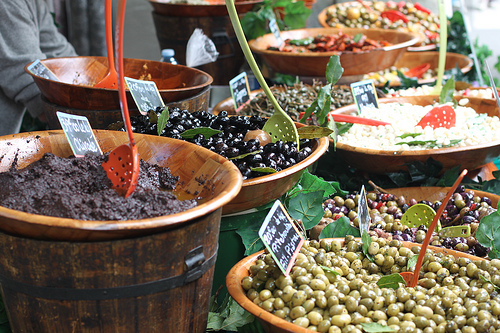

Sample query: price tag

[350,80,379,113]
[27,59,59,81]
[124,77,165,115]
[269,18,284,48]
[229,72,251,112]
[358,185,370,233]
[56,112,102,158]
[259,200,305,276]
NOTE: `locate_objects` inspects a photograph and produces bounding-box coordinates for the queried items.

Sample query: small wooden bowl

[0,130,242,241]
[25,56,213,110]
[248,27,420,77]
[331,95,500,174]
[227,239,485,333]
[222,124,329,214]
[148,0,262,17]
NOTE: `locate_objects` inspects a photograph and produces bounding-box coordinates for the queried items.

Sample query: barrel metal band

[0,245,217,301]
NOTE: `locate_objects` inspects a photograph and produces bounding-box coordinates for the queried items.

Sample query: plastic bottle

[161,49,177,65]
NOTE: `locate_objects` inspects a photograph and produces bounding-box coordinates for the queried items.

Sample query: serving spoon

[400,169,468,287]
[225,0,299,147]
[101,0,140,197]
[94,0,118,89]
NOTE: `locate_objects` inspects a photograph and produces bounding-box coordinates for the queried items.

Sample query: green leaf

[297,125,333,139]
[282,1,312,30]
[250,167,277,174]
[318,216,361,239]
[325,55,344,86]
[287,191,325,230]
[398,133,422,139]
[207,297,255,331]
[327,117,337,147]
[291,170,345,198]
[407,254,418,270]
[360,322,396,332]
[288,37,313,46]
[180,127,221,139]
[439,76,455,104]
[361,230,374,262]
[148,109,159,124]
[395,139,462,148]
[234,208,272,255]
[377,273,407,290]
[353,33,363,43]
[336,122,353,136]
[476,210,500,259]
[157,107,169,136]
[315,83,332,125]
[300,99,318,124]
[479,273,500,290]
[229,150,263,160]
[241,11,268,40]
[320,265,341,276]
[396,70,419,88]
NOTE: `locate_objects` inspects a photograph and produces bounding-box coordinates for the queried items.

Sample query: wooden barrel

[41,85,210,130]
[152,12,245,85]
[0,210,220,332]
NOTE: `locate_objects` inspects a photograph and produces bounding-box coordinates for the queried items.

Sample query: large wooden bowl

[25,56,213,110]
[248,27,420,77]
[331,95,500,174]
[0,130,242,241]
[148,0,262,16]
[227,239,485,333]
[222,125,329,214]
[384,186,499,208]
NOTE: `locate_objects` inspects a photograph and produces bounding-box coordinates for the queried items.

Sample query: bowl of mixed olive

[314,186,498,257]
[318,1,440,50]
[227,236,494,333]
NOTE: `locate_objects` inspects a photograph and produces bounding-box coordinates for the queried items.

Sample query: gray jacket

[0,0,77,136]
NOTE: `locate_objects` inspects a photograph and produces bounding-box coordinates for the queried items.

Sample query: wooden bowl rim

[227,238,485,333]
[24,56,214,93]
[0,130,242,233]
[332,96,500,156]
[248,27,420,57]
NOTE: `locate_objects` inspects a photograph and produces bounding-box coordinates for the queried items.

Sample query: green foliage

[376,273,407,290]
[361,231,374,262]
[297,125,334,139]
[157,107,169,136]
[287,190,325,230]
[180,127,221,139]
[360,322,396,332]
[240,0,311,40]
[318,216,360,239]
[476,210,500,259]
[407,254,418,271]
[207,295,255,331]
[439,76,455,104]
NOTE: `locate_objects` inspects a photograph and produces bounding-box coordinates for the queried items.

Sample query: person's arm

[0,0,76,120]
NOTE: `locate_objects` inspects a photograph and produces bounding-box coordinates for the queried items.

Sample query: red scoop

[416,105,456,129]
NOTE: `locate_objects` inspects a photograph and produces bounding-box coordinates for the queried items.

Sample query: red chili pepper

[333,214,342,220]
[404,63,431,79]
[381,10,409,23]
[424,30,439,41]
[414,2,432,14]
[375,201,386,210]
[470,203,477,210]
[397,1,406,11]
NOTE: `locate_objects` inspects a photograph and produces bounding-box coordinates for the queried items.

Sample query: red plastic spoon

[101,0,139,197]
[94,0,118,89]
[399,169,468,287]
[416,104,456,129]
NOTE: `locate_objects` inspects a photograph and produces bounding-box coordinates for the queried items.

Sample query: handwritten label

[124,77,165,115]
[350,80,379,113]
[229,72,251,111]
[56,112,102,158]
[269,18,284,48]
[259,200,305,276]
[358,185,370,233]
[27,59,59,81]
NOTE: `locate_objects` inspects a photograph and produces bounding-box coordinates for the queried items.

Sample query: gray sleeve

[0,0,77,118]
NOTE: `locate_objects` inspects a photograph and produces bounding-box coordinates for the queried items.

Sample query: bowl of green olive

[227,236,492,333]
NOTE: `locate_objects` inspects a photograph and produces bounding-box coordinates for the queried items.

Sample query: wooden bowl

[227,239,485,333]
[317,1,436,52]
[248,27,420,77]
[148,0,262,16]
[222,123,330,215]
[367,51,473,87]
[25,56,213,110]
[0,130,242,241]
[331,95,500,174]
[384,187,499,208]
